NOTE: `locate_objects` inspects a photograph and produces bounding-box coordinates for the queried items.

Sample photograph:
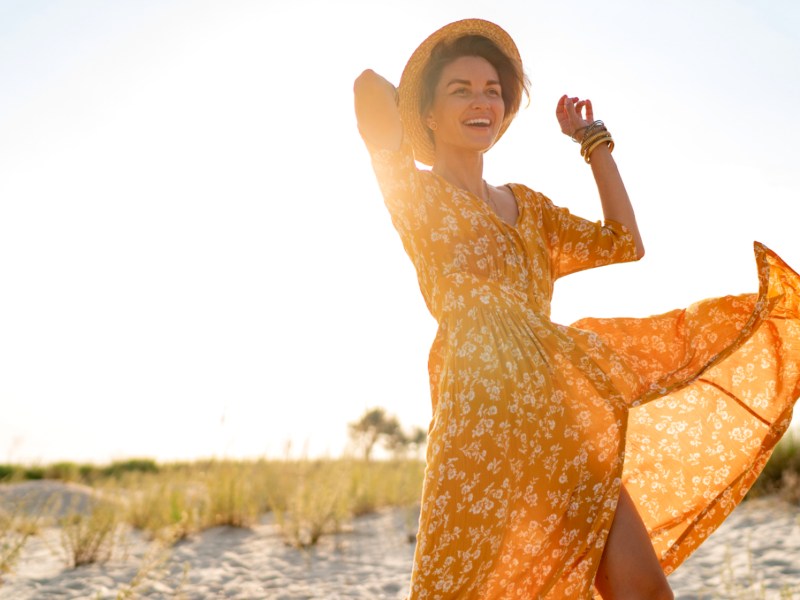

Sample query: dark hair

[419,34,530,122]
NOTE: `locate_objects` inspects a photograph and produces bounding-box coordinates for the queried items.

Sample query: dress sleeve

[365,134,428,241]
[537,192,639,280]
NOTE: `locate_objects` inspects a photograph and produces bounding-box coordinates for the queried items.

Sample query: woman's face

[426,55,505,158]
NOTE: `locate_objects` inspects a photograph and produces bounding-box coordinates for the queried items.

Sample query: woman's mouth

[464,118,491,128]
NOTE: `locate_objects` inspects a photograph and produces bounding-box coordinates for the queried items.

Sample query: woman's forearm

[589,144,645,259]
[354,69,403,150]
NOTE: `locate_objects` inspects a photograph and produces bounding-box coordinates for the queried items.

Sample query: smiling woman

[354,16,800,600]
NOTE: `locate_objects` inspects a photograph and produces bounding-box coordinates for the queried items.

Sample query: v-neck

[431,172,523,230]
[494,183,523,229]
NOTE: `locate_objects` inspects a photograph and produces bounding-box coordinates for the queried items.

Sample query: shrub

[23,467,44,481]
[0,465,20,483]
[45,462,80,482]
[102,459,159,479]
[78,464,100,484]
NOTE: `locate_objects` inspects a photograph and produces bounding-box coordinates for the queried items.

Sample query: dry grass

[268,460,351,548]
[122,461,268,543]
[0,509,37,583]
[16,458,420,551]
[124,474,206,543]
[111,541,190,600]
[59,497,124,568]
[260,458,424,547]
[202,461,264,529]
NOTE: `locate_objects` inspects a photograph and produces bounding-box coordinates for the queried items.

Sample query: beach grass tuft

[202,461,262,529]
[0,509,37,583]
[269,459,351,548]
[60,498,123,568]
[125,473,205,543]
[112,541,177,600]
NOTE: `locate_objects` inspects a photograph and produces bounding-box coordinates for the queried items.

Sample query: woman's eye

[488,88,501,97]
[451,87,469,96]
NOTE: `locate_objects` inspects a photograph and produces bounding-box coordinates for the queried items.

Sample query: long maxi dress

[365,135,800,599]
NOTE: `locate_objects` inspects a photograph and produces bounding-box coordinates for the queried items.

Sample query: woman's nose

[472,93,491,108]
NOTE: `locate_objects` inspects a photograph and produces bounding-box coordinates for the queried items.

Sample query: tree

[407,426,428,458]
[348,408,428,461]
[348,408,401,461]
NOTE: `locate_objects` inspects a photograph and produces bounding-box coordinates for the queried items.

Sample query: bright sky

[1,0,798,464]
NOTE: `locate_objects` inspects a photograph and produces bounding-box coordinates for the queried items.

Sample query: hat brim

[398,19,522,167]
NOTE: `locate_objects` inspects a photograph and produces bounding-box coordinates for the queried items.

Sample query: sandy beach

[1,481,799,599]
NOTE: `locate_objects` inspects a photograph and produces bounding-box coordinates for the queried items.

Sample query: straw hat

[398,18,523,166]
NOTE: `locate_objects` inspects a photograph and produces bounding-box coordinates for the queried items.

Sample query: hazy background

[1,0,798,464]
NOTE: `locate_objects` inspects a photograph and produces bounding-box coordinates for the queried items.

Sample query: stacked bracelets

[572,120,614,164]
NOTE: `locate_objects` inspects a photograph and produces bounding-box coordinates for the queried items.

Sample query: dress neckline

[431,172,523,230]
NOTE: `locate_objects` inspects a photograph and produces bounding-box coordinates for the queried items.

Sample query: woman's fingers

[557,94,596,136]
[560,95,589,114]
[584,98,594,122]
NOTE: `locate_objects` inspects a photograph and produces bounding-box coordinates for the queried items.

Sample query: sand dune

[1,481,799,599]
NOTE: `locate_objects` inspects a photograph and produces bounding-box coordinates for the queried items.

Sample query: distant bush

[101,459,159,478]
[78,464,100,484]
[23,467,44,481]
[44,462,80,482]
[0,465,20,482]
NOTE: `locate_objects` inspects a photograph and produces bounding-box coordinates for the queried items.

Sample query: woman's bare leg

[594,484,674,600]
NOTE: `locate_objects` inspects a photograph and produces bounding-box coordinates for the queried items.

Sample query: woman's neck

[431,151,486,199]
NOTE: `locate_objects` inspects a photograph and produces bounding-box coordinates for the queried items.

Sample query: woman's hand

[556,94,593,140]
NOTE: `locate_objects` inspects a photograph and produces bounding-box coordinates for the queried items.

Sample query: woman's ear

[427,115,438,131]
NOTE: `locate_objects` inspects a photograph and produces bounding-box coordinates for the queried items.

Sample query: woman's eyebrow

[446,78,501,87]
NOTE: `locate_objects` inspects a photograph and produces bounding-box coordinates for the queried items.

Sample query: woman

[354,18,800,600]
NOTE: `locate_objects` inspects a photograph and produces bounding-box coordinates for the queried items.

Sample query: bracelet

[583,136,614,163]
[580,130,611,156]
[572,120,604,143]
[571,126,588,143]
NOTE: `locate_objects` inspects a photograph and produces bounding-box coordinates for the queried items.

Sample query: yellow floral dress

[366,136,800,599]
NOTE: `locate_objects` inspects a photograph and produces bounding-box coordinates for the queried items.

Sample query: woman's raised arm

[556,95,645,259]
[353,69,403,151]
